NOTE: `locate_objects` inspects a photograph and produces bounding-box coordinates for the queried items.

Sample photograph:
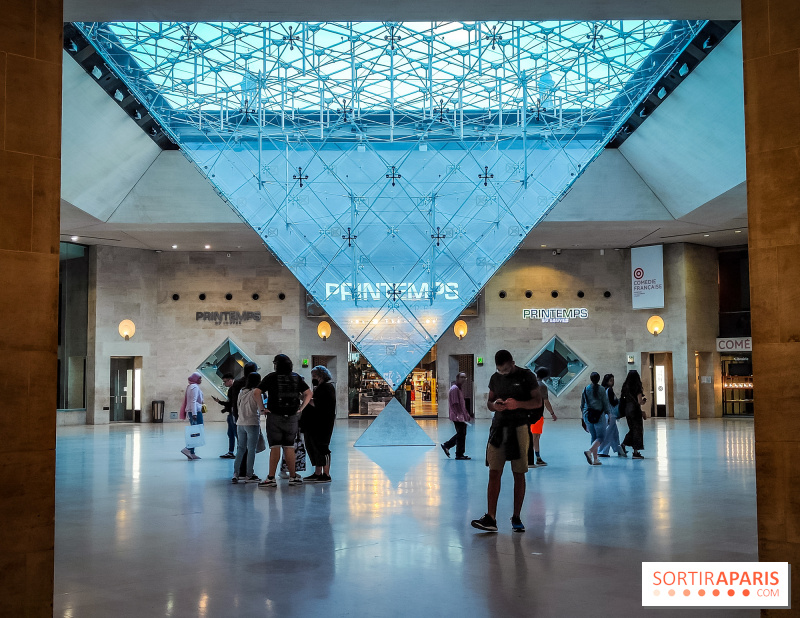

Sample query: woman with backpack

[620,370,647,459]
[598,374,626,458]
[581,372,612,466]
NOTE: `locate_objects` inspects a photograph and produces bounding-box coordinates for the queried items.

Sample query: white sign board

[655,365,666,406]
[631,245,665,309]
[716,337,752,353]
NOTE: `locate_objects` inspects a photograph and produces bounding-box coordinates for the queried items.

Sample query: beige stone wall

[88,248,301,423]
[436,244,721,419]
[87,242,721,423]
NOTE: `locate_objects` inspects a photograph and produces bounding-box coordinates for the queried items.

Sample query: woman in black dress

[620,370,647,459]
[302,365,336,483]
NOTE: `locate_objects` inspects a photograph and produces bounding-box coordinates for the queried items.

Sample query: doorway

[647,353,674,418]
[448,354,475,415]
[110,357,135,422]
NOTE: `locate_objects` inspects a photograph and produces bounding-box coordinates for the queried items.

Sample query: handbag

[256,428,267,453]
[280,432,307,473]
[185,425,206,448]
[200,404,208,415]
[587,406,603,425]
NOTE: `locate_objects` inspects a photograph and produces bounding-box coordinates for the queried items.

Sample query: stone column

[0,0,62,614]
[741,0,800,611]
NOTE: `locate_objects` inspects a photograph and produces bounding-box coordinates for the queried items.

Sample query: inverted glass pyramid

[76,20,704,387]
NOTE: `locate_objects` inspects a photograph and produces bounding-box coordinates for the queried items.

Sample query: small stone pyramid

[353,399,435,447]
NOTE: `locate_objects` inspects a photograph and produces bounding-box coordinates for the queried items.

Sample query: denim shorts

[584,413,607,443]
[265,413,299,448]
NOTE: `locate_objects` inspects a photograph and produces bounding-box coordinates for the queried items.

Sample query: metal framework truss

[76,20,704,386]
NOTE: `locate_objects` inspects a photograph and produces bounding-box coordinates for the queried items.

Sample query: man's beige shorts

[486,424,530,474]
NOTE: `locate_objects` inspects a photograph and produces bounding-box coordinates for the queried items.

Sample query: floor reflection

[54,418,758,617]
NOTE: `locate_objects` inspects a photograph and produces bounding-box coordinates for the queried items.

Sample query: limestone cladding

[88,243,721,424]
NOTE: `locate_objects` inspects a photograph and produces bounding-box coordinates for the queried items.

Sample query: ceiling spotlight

[91,66,103,79]
[114,89,125,102]
[702,36,716,50]
[678,63,689,77]
[172,244,178,249]
[67,39,78,53]
[133,110,142,120]
[70,235,79,241]
[703,234,710,237]
[657,86,667,99]
[540,244,547,248]
[734,230,742,234]
[204,245,211,249]
[149,127,159,137]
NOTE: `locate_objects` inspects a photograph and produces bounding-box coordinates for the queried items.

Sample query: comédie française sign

[523,308,589,324]
[196,311,261,326]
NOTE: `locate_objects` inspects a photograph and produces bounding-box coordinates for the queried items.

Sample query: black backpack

[273,374,301,415]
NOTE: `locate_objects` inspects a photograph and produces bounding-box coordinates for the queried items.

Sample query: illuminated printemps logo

[326,282,459,301]
[523,308,588,323]
[76,20,705,386]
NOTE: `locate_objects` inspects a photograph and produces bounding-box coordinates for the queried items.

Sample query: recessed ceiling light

[540,244,547,248]
[734,230,742,234]
[172,244,178,249]
[703,234,710,237]
[70,236,79,241]
[204,245,211,249]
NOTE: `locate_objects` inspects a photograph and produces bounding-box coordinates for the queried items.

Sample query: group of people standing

[179,355,337,486]
[581,370,647,465]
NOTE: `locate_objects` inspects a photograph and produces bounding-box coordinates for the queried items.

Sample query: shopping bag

[280,432,306,473]
[185,425,206,448]
[256,428,267,453]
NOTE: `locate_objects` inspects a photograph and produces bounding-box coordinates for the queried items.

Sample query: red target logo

[634,268,645,279]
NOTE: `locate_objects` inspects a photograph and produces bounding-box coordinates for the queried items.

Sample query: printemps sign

[523,308,589,324]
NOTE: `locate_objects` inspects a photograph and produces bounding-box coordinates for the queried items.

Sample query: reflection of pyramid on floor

[354,399,435,447]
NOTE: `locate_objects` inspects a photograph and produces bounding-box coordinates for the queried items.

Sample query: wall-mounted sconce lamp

[118,319,136,341]
[453,319,468,340]
[647,315,665,337]
[317,320,332,341]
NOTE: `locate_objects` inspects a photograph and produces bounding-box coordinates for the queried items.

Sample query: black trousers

[443,421,468,457]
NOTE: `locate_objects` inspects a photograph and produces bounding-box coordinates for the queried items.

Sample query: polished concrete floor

[55,417,758,617]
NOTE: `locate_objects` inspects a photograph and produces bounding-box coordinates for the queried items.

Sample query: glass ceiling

[76,21,704,386]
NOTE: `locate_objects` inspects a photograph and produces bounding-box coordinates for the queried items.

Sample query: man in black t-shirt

[254,354,312,487]
[471,350,542,533]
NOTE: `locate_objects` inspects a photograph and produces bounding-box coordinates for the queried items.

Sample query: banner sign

[716,337,752,353]
[631,245,665,309]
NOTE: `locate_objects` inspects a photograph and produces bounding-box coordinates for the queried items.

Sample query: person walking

[620,370,647,459]
[231,372,262,484]
[598,374,625,458]
[180,372,205,460]
[441,372,472,460]
[254,354,312,487]
[212,373,237,459]
[303,365,336,483]
[530,367,557,466]
[471,350,543,533]
[581,372,612,466]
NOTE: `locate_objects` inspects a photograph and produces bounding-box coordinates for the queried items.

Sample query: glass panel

[525,335,587,397]
[75,20,704,387]
[197,338,256,396]
[58,242,89,410]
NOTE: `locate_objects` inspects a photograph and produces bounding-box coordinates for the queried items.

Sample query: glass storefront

[722,354,753,416]
[348,344,438,418]
[58,243,89,410]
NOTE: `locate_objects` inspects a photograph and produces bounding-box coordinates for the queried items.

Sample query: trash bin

[151,400,165,423]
